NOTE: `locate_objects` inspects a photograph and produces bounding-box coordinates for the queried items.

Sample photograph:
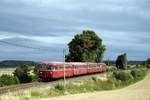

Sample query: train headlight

[50,71,52,74]
[40,71,43,74]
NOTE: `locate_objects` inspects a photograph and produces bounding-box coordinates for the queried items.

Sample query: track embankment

[39,73,150,100]
[0,73,106,95]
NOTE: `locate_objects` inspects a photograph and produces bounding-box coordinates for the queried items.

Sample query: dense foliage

[13,65,32,83]
[116,53,128,69]
[28,68,148,99]
[113,71,133,81]
[0,74,19,87]
[33,64,40,76]
[66,30,105,62]
[32,65,40,81]
[146,58,150,68]
[131,69,146,79]
[114,68,147,81]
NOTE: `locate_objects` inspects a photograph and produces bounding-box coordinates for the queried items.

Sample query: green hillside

[0,60,38,68]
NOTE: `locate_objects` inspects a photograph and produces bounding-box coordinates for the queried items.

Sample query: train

[38,61,107,81]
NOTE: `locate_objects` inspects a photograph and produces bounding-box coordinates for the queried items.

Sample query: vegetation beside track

[48,68,148,96]
[0,67,148,100]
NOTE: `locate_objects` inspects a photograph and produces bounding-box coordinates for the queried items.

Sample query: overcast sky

[0,0,150,61]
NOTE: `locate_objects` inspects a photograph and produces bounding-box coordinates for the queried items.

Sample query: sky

[0,0,150,61]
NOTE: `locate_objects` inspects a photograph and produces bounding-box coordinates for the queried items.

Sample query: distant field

[0,68,16,76]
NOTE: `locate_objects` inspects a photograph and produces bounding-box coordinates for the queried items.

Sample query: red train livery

[39,61,107,80]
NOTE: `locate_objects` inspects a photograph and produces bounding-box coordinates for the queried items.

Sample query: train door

[73,65,77,75]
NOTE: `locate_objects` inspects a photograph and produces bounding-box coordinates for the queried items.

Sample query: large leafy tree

[116,53,128,70]
[66,30,106,62]
[13,65,32,83]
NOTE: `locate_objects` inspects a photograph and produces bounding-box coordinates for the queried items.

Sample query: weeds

[55,83,64,91]
[31,91,41,97]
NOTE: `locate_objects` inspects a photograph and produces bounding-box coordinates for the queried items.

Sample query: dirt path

[39,74,150,100]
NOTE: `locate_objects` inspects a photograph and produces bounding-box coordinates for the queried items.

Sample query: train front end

[39,63,54,81]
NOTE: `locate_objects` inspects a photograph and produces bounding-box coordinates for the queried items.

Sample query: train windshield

[40,64,55,70]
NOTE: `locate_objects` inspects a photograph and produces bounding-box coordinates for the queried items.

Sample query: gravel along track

[0,73,106,95]
[39,73,150,100]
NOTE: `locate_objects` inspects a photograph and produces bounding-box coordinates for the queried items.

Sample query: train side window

[40,64,46,70]
[55,66,59,70]
[73,65,76,69]
[39,64,43,70]
[88,64,96,68]
[57,66,63,70]
[47,65,55,70]
[66,65,72,69]
[56,65,72,70]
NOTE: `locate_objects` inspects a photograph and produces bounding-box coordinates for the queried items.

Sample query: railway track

[0,82,38,95]
[0,81,56,95]
[0,73,107,95]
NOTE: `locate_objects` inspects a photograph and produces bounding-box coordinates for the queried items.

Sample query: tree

[13,65,32,83]
[34,64,40,76]
[32,64,40,81]
[146,58,150,68]
[116,53,128,70]
[66,30,106,62]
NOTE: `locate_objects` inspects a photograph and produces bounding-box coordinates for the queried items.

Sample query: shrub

[113,71,133,81]
[55,83,64,91]
[146,58,150,68]
[0,74,19,87]
[116,53,128,70]
[13,65,32,83]
[131,69,146,80]
[33,65,40,76]
[107,66,117,72]
[91,76,97,82]
[31,74,39,82]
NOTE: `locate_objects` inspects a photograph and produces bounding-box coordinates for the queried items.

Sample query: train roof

[41,61,64,66]
[40,61,106,67]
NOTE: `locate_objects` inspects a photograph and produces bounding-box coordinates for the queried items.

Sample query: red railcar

[39,61,107,80]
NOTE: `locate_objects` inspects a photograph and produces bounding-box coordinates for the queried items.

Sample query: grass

[0,68,149,100]
[29,68,148,99]
[0,68,15,76]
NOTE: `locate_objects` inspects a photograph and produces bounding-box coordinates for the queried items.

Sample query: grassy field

[0,68,15,76]
[0,74,108,100]
[39,70,150,100]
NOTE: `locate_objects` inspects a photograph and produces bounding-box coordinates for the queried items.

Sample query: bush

[13,65,32,83]
[33,65,40,76]
[55,83,64,91]
[116,53,128,70]
[146,58,150,68]
[0,74,19,87]
[32,65,40,82]
[91,76,97,82]
[31,74,39,82]
[113,71,133,81]
[131,69,146,80]
[107,66,117,72]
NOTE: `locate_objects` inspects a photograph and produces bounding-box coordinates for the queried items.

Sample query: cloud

[0,37,66,61]
[0,0,150,61]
